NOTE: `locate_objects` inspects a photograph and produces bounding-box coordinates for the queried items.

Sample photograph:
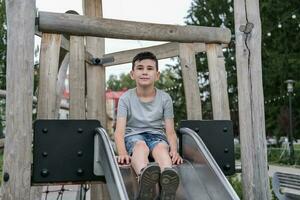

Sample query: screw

[3,172,9,182]
[41,169,49,177]
[224,148,229,153]
[77,150,83,157]
[223,127,228,132]
[42,128,48,133]
[223,164,231,171]
[77,168,84,176]
[77,128,83,133]
[42,152,48,157]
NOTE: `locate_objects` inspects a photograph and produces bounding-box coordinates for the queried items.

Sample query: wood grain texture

[234,0,271,199]
[206,44,230,120]
[37,33,61,119]
[69,36,85,119]
[179,43,202,120]
[2,0,35,199]
[38,11,231,44]
[83,0,110,199]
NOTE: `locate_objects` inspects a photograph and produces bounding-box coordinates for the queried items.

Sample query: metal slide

[95,127,240,200]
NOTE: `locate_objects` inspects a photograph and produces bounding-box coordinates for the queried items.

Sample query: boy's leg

[151,143,172,170]
[131,140,150,174]
[152,142,179,200]
[131,140,160,200]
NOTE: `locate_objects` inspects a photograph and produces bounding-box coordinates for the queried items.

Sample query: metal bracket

[90,56,115,65]
[239,22,254,34]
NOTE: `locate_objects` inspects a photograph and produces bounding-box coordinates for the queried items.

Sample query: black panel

[180,120,235,176]
[32,120,105,185]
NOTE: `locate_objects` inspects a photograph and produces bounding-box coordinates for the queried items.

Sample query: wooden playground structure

[2,0,270,199]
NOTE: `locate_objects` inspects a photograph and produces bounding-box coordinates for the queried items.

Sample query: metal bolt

[77,150,83,157]
[224,148,229,153]
[77,168,84,176]
[42,128,48,133]
[42,152,48,157]
[77,128,83,133]
[223,127,228,132]
[41,169,49,177]
[3,172,9,182]
[223,164,231,171]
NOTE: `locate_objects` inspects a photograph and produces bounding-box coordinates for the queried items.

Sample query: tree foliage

[185,0,300,139]
[106,0,300,139]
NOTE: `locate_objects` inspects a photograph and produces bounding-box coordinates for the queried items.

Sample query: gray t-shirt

[117,88,174,137]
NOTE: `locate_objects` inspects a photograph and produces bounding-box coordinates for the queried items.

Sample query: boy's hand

[117,154,131,165]
[169,151,183,165]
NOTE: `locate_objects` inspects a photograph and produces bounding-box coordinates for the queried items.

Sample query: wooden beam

[104,43,206,67]
[206,44,230,120]
[37,30,208,67]
[0,89,69,110]
[38,11,231,44]
[83,0,110,199]
[234,0,271,199]
[179,43,202,120]
[2,0,35,199]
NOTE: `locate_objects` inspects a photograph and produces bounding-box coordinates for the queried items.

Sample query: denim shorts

[125,132,169,155]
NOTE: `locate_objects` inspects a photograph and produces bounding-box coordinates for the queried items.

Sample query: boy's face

[130,59,160,87]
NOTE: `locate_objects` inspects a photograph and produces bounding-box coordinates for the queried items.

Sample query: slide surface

[97,127,239,200]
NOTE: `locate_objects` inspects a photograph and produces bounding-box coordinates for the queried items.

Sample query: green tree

[185,0,300,139]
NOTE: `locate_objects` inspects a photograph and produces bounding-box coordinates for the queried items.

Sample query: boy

[114,51,183,200]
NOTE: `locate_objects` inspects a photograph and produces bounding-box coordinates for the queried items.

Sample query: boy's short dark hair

[132,51,158,70]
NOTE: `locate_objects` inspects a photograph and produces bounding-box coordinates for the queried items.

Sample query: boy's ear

[130,70,135,80]
[156,71,160,81]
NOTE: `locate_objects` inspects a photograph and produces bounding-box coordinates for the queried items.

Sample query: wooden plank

[83,0,110,199]
[234,0,271,199]
[37,30,207,67]
[179,43,202,120]
[0,89,69,110]
[55,53,70,118]
[37,33,61,118]
[2,0,35,199]
[206,44,230,120]
[69,36,85,119]
[38,11,231,44]
[104,43,206,67]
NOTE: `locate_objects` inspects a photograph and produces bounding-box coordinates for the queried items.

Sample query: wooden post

[69,36,85,119]
[2,0,35,199]
[206,44,230,120]
[37,34,62,118]
[31,33,61,200]
[83,0,110,199]
[179,43,202,120]
[234,0,271,199]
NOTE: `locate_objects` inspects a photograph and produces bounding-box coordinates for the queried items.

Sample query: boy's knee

[153,142,169,152]
[134,140,149,151]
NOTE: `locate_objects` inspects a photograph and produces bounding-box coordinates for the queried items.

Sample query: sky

[36,0,193,79]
